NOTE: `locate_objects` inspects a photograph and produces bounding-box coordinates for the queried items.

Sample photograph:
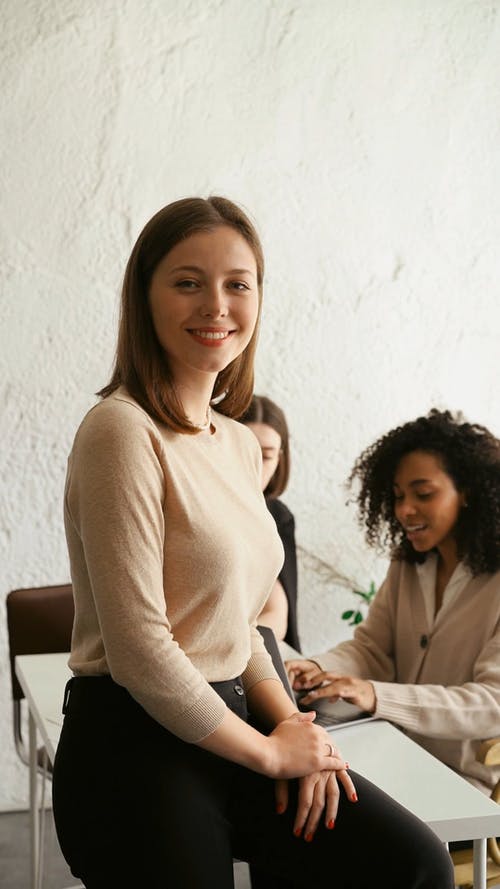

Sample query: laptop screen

[257,624,376,730]
[257,624,295,701]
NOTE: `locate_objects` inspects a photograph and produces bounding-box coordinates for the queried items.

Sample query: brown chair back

[6,584,74,701]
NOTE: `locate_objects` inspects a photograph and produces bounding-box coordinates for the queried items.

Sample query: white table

[16,653,74,889]
[16,652,500,889]
[329,718,500,888]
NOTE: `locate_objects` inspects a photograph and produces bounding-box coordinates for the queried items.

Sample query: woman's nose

[200,283,228,317]
[397,499,417,519]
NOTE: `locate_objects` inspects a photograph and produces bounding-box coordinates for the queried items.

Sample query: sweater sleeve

[65,399,227,743]
[241,624,282,692]
[312,564,398,681]
[372,629,500,739]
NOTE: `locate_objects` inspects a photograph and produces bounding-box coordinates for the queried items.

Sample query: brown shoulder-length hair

[98,196,265,433]
[240,394,290,498]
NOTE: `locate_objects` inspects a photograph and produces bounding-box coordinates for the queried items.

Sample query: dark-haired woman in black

[241,394,301,653]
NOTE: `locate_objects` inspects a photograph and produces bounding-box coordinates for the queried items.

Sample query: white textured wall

[2,0,500,810]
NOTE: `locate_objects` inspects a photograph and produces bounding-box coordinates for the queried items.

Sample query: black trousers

[52,676,454,889]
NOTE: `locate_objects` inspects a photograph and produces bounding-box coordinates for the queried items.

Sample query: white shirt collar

[416,553,472,627]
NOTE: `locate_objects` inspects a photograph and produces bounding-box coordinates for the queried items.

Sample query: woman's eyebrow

[169,265,203,274]
[394,478,433,489]
[168,265,254,275]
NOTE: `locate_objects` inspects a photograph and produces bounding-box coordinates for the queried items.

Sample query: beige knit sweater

[64,389,283,743]
[314,560,500,794]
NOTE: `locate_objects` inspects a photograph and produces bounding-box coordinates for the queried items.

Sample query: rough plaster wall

[1,0,499,810]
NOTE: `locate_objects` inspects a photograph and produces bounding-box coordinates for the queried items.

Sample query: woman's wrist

[246,678,300,729]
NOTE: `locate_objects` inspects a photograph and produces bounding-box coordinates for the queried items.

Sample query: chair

[7,583,74,768]
[451,737,500,888]
[6,583,75,889]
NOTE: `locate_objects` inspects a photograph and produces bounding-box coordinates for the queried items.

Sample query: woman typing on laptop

[288,409,500,797]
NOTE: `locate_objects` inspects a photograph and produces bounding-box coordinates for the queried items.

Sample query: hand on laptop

[286,659,322,689]
[298,671,377,714]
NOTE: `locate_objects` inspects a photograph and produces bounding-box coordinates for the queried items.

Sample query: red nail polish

[305,833,314,842]
[276,803,285,815]
[327,819,335,830]
[294,827,302,837]
[344,762,349,769]
[351,792,358,802]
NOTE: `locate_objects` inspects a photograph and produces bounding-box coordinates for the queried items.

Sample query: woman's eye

[393,494,404,502]
[261,452,278,462]
[176,279,199,289]
[417,493,432,500]
[228,281,249,291]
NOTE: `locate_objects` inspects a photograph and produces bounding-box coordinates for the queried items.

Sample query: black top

[266,498,301,653]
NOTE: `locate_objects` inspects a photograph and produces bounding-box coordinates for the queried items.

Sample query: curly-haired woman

[288,409,500,796]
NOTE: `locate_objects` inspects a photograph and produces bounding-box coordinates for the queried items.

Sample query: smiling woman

[98,196,265,433]
[51,200,454,889]
[147,226,259,409]
[287,409,500,800]
[393,450,467,607]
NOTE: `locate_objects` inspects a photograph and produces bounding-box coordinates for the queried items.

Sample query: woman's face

[148,226,259,387]
[393,450,465,559]
[245,422,282,492]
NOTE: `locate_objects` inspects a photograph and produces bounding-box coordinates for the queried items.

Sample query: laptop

[257,625,377,731]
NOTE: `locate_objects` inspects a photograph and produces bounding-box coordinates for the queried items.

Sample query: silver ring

[325,743,334,757]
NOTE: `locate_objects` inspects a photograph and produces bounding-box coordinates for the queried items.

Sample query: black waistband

[62,674,248,721]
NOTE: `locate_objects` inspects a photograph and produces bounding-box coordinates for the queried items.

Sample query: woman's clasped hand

[269,711,355,840]
[265,709,348,777]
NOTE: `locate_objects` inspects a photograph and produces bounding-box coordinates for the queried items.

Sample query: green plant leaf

[343,581,377,626]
